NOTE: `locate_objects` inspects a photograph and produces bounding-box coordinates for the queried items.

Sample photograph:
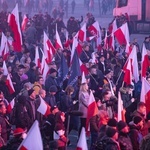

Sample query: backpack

[94,138,107,150]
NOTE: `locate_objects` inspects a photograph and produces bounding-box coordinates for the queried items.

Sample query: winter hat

[28,88,35,96]
[133,116,143,124]
[117,121,127,131]
[50,68,57,74]
[30,62,36,68]
[104,69,112,75]
[107,118,118,127]
[13,128,26,136]
[50,105,58,112]
[49,85,57,92]
[106,127,117,138]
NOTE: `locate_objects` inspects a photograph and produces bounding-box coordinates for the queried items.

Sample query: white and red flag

[88,21,101,49]
[7,98,15,113]
[55,25,63,50]
[43,32,56,64]
[2,61,9,76]
[6,74,15,94]
[18,120,43,150]
[140,78,150,113]
[141,44,149,77]
[86,90,98,132]
[8,4,22,52]
[76,127,88,150]
[21,14,28,31]
[0,32,9,60]
[79,59,89,75]
[37,96,51,116]
[34,46,41,69]
[118,92,124,121]
[78,23,86,42]
[114,23,129,46]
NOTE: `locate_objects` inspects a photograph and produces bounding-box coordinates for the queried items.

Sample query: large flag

[68,51,81,87]
[43,32,56,64]
[88,21,101,49]
[58,53,69,87]
[86,90,98,131]
[6,74,15,94]
[8,4,22,52]
[78,23,86,42]
[55,25,63,50]
[34,46,41,69]
[140,78,150,113]
[0,32,9,60]
[7,98,15,113]
[21,14,28,31]
[114,23,129,46]
[18,120,43,150]
[37,96,51,116]
[123,46,139,83]
[123,58,132,85]
[118,92,125,122]
[2,61,9,76]
[141,44,149,77]
[76,127,88,150]
[79,59,89,75]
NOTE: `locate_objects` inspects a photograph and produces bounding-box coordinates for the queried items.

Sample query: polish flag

[6,74,15,94]
[7,98,15,113]
[35,46,41,69]
[43,32,56,64]
[79,59,89,75]
[114,23,129,46]
[18,120,43,150]
[123,58,132,85]
[125,43,132,55]
[81,72,86,84]
[88,21,101,49]
[0,33,9,60]
[141,44,149,77]
[112,19,117,33]
[123,46,139,83]
[118,92,125,122]
[2,61,9,76]
[86,90,98,131]
[104,31,108,49]
[78,23,86,42]
[8,4,22,52]
[37,96,51,116]
[86,35,95,41]
[140,78,150,113]
[21,14,28,31]
[76,127,88,150]
[55,25,63,50]
[108,33,115,51]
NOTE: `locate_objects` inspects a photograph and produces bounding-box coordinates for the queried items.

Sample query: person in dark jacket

[117,121,133,150]
[129,116,143,150]
[45,85,57,107]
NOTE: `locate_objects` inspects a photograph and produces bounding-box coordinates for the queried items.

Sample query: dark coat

[26,69,37,84]
[118,132,133,150]
[80,50,92,63]
[45,94,57,107]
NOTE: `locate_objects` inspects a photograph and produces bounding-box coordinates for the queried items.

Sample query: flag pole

[115,70,123,86]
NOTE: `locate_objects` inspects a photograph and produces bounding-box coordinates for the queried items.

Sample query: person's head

[105,69,113,79]
[49,68,57,78]
[23,82,32,90]
[126,84,134,94]
[17,68,24,77]
[107,118,118,129]
[30,62,36,70]
[37,77,44,85]
[0,102,6,114]
[80,83,89,92]
[28,89,36,99]
[117,121,129,133]
[65,85,74,96]
[137,102,146,115]
[0,91,4,99]
[106,127,118,140]
[49,85,57,95]
[90,67,97,75]
[102,89,112,101]
[83,42,90,51]
[39,89,46,98]
[13,128,27,139]
[95,97,102,108]
[50,106,59,115]
[99,55,105,62]
[133,116,143,129]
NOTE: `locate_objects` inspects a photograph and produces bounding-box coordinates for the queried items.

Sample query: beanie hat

[13,128,26,136]
[105,69,112,75]
[28,88,35,96]
[133,116,143,124]
[117,121,127,131]
[107,118,118,127]
[106,127,117,137]
[49,85,57,92]
[50,105,58,112]
[50,68,57,74]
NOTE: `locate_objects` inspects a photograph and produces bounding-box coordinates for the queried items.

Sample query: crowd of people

[0,0,150,149]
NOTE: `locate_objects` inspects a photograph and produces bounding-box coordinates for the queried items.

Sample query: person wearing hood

[129,116,143,150]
